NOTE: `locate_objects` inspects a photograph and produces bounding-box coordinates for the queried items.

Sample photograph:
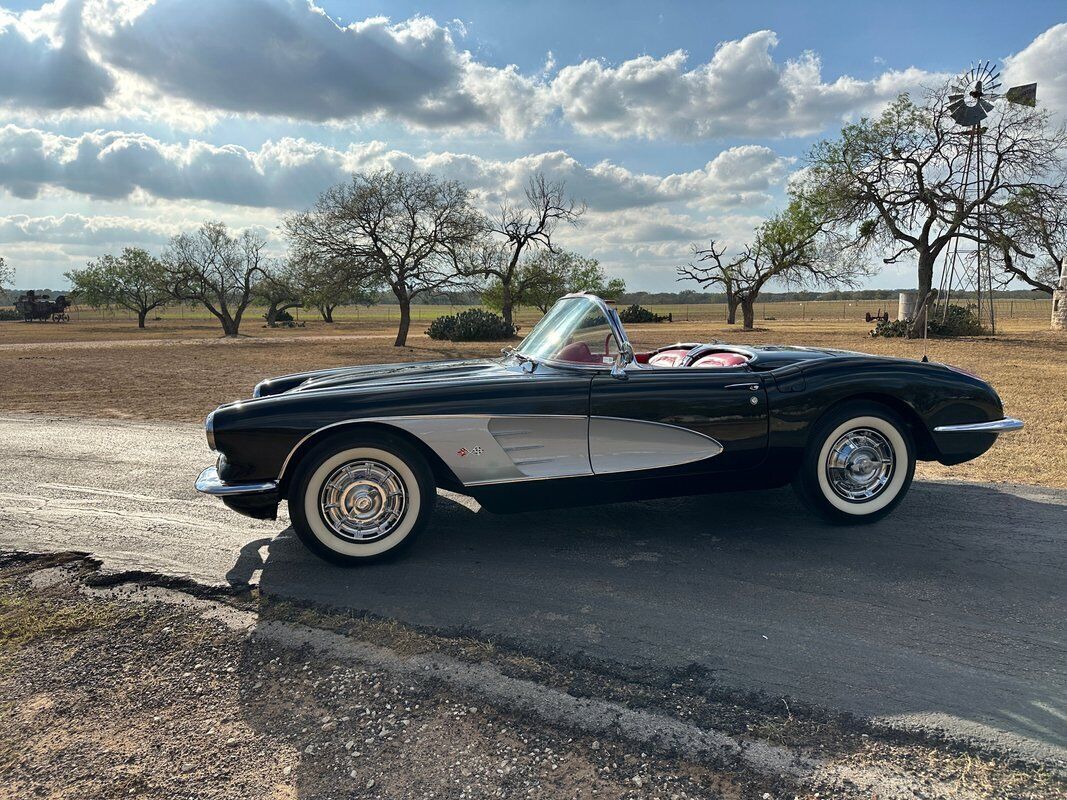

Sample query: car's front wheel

[288,431,436,565]
[793,402,915,524]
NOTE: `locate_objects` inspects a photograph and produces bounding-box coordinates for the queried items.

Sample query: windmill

[936,62,1037,334]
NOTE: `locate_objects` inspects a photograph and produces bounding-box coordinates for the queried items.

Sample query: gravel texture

[1,552,1061,800]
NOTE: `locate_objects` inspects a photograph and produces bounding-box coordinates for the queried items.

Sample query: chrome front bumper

[933,417,1024,434]
[195,466,279,497]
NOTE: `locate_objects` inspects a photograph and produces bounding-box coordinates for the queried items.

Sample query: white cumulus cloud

[1002,22,1067,123]
[0,125,793,212]
[550,31,943,139]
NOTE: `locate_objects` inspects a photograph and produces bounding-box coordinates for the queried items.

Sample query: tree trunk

[740,297,755,330]
[221,314,240,336]
[726,293,739,325]
[500,283,514,327]
[319,305,335,323]
[265,302,281,327]
[395,297,411,347]
[908,250,936,338]
[137,309,148,329]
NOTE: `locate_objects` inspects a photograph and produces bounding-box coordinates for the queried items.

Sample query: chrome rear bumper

[933,417,1024,434]
[195,466,279,496]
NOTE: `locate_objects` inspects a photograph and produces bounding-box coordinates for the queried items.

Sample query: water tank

[898,291,918,321]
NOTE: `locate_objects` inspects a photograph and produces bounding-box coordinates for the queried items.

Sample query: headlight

[205,410,217,451]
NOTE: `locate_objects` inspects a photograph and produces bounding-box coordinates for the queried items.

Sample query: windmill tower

[936,64,1037,334]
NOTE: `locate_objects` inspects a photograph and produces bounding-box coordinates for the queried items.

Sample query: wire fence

[6,297,1053,326]
[652,298,1053,323]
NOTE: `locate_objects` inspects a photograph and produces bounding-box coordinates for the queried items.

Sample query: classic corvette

[196,293,1022,564]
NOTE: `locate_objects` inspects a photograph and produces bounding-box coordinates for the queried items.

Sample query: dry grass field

[1,305,1063,488]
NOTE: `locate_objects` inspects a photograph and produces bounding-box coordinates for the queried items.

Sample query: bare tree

[286,170,483,346]
[801,89,1067,335]
[685,242,742,324]
[481,174,585,326]
[163,222,268,336]
[67,247,169,328]
[679,198,864,330]
[255,261,303,327]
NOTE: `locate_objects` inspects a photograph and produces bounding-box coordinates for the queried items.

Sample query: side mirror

[611,342,634,379]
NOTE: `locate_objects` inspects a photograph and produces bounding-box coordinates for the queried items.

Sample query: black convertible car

[196,293,1021,564]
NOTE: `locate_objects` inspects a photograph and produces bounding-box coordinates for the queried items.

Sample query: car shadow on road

[231,480,1067,764]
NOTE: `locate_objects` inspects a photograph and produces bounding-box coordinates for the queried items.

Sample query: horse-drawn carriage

[14,291,72,322]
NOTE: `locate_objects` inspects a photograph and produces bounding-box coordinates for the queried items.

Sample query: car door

[588,369,769,477]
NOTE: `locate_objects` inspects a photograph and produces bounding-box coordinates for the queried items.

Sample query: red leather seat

[691,352,748,368]
[556,341,600,363]
[647,348,690,367]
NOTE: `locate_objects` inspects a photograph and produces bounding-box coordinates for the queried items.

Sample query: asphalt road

[1,413,1064,765]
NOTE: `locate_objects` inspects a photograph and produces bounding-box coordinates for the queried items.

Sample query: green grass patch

[0,590,130,652]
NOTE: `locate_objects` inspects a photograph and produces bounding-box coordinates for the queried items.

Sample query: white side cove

[375,415,722,487]
[588,417,723,475]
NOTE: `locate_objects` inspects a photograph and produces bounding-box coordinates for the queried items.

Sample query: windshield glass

[516,296,621,365]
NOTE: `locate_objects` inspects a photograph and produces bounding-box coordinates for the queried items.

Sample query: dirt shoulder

[1,552,1061,800]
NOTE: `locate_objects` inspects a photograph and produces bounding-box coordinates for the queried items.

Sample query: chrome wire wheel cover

[825,427,895,502]
[318,459,407,543]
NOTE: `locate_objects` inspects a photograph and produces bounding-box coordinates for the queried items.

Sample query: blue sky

[0,0,1064,291]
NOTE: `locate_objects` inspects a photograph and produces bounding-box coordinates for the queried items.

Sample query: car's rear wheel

[288,431,435,565]
[793,402,915,524]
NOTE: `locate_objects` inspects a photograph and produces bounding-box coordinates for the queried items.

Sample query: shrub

[928,304,985,337]
[870,304,985,338]
[427,308,516,341]
[618,304,670,324]
[870,318,910,338]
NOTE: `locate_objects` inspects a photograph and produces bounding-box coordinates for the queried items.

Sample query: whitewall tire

[288,431,435,564]
[793,402,915,524]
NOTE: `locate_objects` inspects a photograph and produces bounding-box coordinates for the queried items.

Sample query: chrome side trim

[933,417,1024,434]
[195,466,278,496]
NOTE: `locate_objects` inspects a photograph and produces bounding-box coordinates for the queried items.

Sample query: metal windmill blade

[948,62,1001,126]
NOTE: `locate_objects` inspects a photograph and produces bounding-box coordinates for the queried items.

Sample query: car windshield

[515,296,622,365]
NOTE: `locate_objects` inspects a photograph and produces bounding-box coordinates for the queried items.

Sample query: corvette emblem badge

[457,446,484,457]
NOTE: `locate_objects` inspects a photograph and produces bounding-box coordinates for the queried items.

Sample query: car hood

[254,358,510,397]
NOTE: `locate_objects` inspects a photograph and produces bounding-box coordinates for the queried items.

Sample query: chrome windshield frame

[512,293,633,372]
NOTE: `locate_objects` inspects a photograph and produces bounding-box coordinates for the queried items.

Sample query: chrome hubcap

[825,428,895,502]
[319,460,407,543]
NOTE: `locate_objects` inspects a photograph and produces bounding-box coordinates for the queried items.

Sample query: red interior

[557,342,750,368]
[644,347,749,368]
[691,352,748,368]
[555,341,601,363]
[647,348,691,367]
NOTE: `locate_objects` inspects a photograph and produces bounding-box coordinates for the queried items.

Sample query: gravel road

[1,413,1064,767]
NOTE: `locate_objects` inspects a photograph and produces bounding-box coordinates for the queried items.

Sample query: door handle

[725,382,760,391]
